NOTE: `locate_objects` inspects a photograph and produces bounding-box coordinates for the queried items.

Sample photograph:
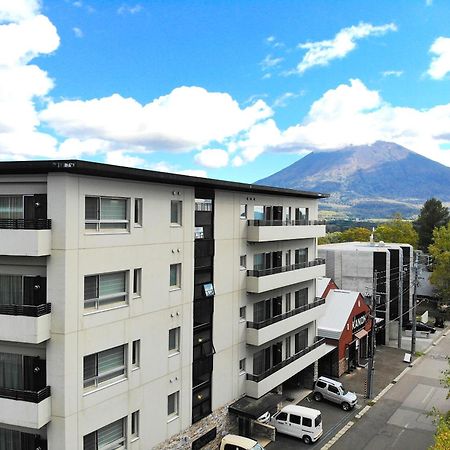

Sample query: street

[331,332,450,450]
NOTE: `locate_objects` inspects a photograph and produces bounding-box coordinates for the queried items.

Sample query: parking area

[266,393,364,449]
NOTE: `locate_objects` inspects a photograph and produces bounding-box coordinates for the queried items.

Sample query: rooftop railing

[247,219,326,226]
[0,303,51,317]
[247,258,326,278]
[246,338,326,383]
[0,219,51,230]
[247,297,325,330]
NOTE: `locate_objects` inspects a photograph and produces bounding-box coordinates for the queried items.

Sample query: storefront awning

[354,329,368,340]
[228,393,282,420]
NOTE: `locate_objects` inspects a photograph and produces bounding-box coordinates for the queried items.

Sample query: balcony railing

[247,297,325,330]
[246,338,326,383]
[0,303,51,317]
[0,219,51,230]
[247,258,326,278]
[0,386,51,403]
[247,219,326,226]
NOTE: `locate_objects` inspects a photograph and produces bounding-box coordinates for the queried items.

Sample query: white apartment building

[0,160,330,450]
[318,241,413,345]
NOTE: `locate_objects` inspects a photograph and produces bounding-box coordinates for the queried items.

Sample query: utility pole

[411,252,419,357]
[367,270,377,399]
[397,262,404,349]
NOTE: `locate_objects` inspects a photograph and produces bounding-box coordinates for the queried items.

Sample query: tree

[340,227,372,242]
[318,231,342,245]
[429,224,450,305]
[414,198,449,252]
[374,214,419,248]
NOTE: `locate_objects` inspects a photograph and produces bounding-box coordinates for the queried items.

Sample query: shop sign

[352,312,367,332]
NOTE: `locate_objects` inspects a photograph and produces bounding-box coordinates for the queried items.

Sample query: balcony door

[295,248,308,266]
[24,195,47,221]
[23,276,46,306]
[272,296,282,317]
[272,342,283,366]
[0,353,45,391]
[272,251,282,270]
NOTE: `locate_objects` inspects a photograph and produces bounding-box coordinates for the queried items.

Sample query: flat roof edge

[0,160,330,199]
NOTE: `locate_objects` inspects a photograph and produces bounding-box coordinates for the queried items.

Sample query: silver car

[313,376,357,411]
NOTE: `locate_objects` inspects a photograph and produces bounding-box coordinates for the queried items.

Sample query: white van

[270,405,322,445]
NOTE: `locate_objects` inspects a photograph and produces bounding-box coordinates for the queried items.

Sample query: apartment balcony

[0,219,52,256]
[246,258,326,294]
[246,298,326,347]
[246,338,330,399]
[247,219,326,242]
[0,386,51,429]
[0,303,51,343]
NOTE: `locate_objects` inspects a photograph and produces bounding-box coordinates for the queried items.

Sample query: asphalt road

[267,394,364,449]
[331,332,450,450]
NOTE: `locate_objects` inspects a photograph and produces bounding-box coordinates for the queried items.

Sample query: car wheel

[342,402,350,411]
[303,435,312,445]
[313,392,323,402]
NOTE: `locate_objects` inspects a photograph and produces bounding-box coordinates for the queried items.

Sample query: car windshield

[315,414,322,427]
[341,388,349,395]
[251,445,265,450]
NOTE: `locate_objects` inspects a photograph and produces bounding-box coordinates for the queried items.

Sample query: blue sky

[1,0,450,183]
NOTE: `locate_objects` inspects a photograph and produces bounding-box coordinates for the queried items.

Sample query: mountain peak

[257,141,450,218]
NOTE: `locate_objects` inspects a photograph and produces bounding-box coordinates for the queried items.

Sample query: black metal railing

[247,298,325,330]
[0,219,51,230]
[0,385,51,403]
[247,258,326,278]
[246,338,326,383]
[0,303,51,317]
[247,219,326,227]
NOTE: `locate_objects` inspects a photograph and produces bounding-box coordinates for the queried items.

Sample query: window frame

[240,255,247,271]
[131,340,140,370]
[169,264,181,290]
[83,345,127,392]
[85,196,130,233]
[168,327,181,356]
[84,270,128,312]
[239,306,246,321]
[240,204,247,220]
[132,268,142,298]
[239,358,246,375]
[134,198,143,227]
[170,200,183,226]
[83,417,126,450]
[167,391,179,420]
[131,410,140,441]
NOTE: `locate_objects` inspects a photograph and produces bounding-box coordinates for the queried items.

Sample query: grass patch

[367,400,376,406]
[415,351,425,357]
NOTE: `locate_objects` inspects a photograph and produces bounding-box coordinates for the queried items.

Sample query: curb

[319,326,449,450]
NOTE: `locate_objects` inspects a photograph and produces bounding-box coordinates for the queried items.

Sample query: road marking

[391,429,405,447]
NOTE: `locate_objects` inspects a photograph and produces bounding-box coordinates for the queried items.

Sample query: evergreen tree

[414,198,449,252]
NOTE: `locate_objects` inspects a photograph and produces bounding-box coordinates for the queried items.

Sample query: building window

[83,417,126,450]
[294,288,308,309]
[131,340,140,369]
[133,268,142,297]
[131,411,139,440]
[285,336,291,359]
[170,200,182,225]
[240,255,247,270]
[285,292,291,312]
[168,391,179,419]
[134,198,143,226]
[83,345,126,390]
[169,264,181,289]
[294,329,308,353]
[168,327,180,355]
[85,196,129,232]
[240,204,247,219]
[239,306,246,321]
[239,358,246,374]
[254,205,264,220]
[84,271,127,311]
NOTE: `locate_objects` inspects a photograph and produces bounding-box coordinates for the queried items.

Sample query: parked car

[270,405,323,444]
[313,376,357,411]
[404,321,436,333]
[220,434,265,450]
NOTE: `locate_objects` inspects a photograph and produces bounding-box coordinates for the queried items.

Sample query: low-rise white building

[0,160,331,450]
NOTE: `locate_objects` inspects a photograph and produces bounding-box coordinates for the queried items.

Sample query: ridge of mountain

[256,141,450,218]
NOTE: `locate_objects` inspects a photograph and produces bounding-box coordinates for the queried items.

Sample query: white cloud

[427,37,450,79]
[194,149,229,168]
[295,22,397,73]
[260,54,283,71]
[105,150,146,168]
[382,70,403,77]
[73,27,83,38]
[117,4,143,15]
[272,91,304,108]
[0,1,61,160]
[41,87,272,153]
